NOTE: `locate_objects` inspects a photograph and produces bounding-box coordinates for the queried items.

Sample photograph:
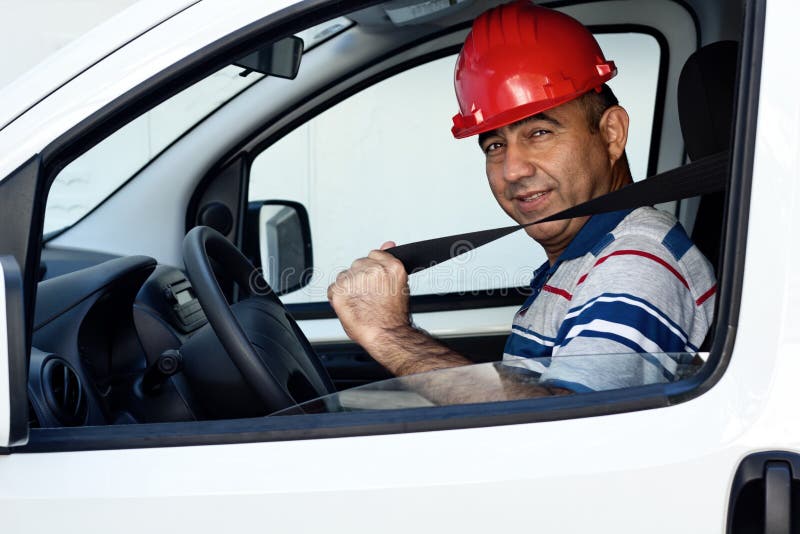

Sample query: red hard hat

[451,1,617,139]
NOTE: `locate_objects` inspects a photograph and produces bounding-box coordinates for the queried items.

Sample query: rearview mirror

[257,201,312,295]
[232,36,304,80]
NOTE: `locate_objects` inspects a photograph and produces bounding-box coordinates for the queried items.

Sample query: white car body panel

[0,0,201,132]
[1,359,794,532]
[0,0,294,180]
[0,0,795,532]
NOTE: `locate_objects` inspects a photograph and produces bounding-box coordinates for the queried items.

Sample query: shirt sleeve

[539,236,714,393]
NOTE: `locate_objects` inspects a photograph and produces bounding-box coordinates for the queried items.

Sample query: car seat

[677,40,738,272]
[677,40,738,352]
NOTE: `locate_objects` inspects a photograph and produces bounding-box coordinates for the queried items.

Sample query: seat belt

[387,151,728,273]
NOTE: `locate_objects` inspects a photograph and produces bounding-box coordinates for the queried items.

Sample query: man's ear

[599,105,629,164]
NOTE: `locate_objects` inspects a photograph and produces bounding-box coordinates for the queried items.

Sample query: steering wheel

[180,226,335,416]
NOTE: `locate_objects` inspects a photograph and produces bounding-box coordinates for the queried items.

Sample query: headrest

[678,41,739,160]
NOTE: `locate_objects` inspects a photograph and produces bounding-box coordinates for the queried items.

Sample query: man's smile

[513,189,552,214]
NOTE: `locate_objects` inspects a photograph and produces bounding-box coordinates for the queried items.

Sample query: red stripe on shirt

[580,249,690,289]
[696,284,717,306]
[542,285,572,301]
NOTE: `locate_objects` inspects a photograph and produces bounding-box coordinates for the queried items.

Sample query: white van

[0,0,795,531]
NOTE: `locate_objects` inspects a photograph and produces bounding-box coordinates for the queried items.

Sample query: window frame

[12,0,759,453]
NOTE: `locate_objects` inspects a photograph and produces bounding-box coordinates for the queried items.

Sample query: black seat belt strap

[387,151,728,273]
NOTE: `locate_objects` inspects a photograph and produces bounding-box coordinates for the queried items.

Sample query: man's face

[479,99,617,257]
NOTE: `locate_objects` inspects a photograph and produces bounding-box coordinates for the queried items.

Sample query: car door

[2,0,798,532]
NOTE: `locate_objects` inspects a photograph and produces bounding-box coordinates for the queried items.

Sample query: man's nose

[503,142,535,182]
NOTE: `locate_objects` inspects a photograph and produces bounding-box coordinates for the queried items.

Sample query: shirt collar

[557,208,633,262]
[529,260,551,290]
[527,208,633,292]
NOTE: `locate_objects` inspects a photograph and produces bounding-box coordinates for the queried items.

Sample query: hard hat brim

[451,71,616,139]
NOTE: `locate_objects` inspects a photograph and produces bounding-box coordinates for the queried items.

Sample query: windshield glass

[271,353,703,415]
[42,17,353,237]
[43,65,264,236]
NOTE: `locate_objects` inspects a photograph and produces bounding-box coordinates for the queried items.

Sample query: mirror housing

[232,36,304,80]
[256,201,313,296]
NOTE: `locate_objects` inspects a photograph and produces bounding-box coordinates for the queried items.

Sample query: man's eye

[529,129,550,138]
[483,142,503,154]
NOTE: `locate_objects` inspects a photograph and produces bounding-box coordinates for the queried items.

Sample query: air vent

[42,357,87,426]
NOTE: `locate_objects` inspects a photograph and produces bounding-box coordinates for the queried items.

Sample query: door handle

[728,452,799,534]
[764,461,791,534]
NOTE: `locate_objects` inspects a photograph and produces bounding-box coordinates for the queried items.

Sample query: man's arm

[360,325,472,376]
[328,243,569,401]
[327,243,471,376]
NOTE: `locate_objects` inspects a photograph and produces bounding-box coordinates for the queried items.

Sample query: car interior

[22,0,746,434]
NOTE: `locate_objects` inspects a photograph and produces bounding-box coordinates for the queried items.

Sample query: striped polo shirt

[503,207,716,392]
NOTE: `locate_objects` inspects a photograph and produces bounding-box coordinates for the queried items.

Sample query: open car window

[249,31,662,302]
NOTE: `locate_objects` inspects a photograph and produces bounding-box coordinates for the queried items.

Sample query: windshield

[42,17,353,237]
[271,353,703,415]
[43,65,264,236]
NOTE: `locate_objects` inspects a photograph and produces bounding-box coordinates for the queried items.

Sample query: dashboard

[29,255,209,427]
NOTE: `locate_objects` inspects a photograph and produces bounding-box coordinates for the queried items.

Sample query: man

[327,1,716,396]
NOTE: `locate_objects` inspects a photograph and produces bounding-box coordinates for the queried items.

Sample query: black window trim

[666,0,762,400]
[11,0,759,452]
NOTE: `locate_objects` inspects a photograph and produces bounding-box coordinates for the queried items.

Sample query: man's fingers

[331,257,385,290]
[366,248,409,282]
[351,256,377,270]
[327,245,413,347]
[367,249,388,261]
[367,248,404,264]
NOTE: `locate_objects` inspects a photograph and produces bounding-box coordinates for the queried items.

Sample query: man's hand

[328,242,471,376]
[328,241,410,349]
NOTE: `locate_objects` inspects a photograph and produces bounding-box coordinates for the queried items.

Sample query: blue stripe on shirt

[510,324,557,341]
[504,330,554,361]
[556,330,676,381]
[661,223,693,261]
[558,299,689,354]
[565,292,691,344]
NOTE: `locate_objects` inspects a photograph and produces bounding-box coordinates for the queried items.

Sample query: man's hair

[578,83,619,133]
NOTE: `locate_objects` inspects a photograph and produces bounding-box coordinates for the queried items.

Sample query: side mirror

[254,200,312,296]
[232,36,304,80]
